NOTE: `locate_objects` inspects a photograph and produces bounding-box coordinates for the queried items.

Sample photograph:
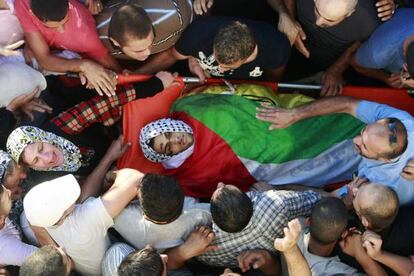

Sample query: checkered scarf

[0,150,12,184]
[139,119,193,162]
[6,126,82,172]
[51,85,136,135]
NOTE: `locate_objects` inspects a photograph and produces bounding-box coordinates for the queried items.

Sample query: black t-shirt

[296,0,380,68]
[337,207,414,275]
[175,16,291,80]
[210,0,278,23]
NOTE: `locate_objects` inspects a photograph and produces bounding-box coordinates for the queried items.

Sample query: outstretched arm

[78,136,130,203]
[101,168,144,218]
[25,32,117,97]
[256,96,361,129]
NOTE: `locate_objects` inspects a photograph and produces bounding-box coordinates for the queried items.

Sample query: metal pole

[278,83,322,90]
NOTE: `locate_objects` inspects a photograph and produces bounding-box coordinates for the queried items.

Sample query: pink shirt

[15,0,108,61]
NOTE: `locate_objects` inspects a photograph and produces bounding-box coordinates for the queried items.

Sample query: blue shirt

[355,8,414,73]
[356,100,414,205]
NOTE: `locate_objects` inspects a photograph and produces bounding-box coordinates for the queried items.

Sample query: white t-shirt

[0,217,37,266]
[114,197,211,251]
[47,197,114,276]
[297,228,366,276]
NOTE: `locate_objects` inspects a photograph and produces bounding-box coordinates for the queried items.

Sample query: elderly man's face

[152,132,194,156]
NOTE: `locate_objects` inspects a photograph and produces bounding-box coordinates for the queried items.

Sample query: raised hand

[274,218,302,252]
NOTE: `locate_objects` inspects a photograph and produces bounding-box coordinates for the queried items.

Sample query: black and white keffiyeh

[139,118,193,163]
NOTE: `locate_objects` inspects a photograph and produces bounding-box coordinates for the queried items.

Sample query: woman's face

[0,185,12,217]
[21,142,64,170]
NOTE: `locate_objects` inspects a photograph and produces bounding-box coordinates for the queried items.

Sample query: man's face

[40,13,69,32]
[121,31,154,61]
[314,0,350,27]
[152,132,194,156]
[352,120,393,160]
[352,186,371,229]
[3,162,27,200]
[214,45,258,73]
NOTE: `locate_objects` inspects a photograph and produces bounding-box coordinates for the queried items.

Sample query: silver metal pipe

[278,83,322,90]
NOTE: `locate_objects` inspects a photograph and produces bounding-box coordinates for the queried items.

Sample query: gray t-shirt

[47,197,114,276]
[113,197,211,251]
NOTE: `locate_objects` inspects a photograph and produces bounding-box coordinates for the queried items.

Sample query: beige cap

[23,174,80,227]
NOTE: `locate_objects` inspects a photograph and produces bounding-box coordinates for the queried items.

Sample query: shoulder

[68,0,96,27]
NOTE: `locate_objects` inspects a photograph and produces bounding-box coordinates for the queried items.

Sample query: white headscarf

[7,126,82,172]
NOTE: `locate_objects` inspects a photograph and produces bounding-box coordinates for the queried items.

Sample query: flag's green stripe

[172,94,365,163]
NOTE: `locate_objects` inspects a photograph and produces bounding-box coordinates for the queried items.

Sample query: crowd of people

[1,0,414,275]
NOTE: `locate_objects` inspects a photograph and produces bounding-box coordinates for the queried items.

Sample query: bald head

[314,0,358,27]
[354,184,399,232]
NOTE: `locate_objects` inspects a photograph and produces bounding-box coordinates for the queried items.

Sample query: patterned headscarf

[139,118,193,163]
[0,150,12,184]
[6,126,82,172]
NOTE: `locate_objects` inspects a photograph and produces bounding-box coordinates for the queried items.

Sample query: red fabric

[166,112,255,198]
[15,0,108,60]
[117,83,184,174]
[117,83,255,198]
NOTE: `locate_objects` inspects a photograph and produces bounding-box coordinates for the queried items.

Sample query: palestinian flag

[166,89,364,198]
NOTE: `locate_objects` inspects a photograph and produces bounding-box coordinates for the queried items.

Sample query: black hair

[140,174,184,223]
[108,4,153,46]
[20,245,66,276]
[118,246,163,276]
[310,198,348,244]
[210,185,253,233]
[30,0,68,22]
[213,21,256,65]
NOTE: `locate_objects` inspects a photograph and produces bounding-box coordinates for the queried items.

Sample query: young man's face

[40,13,69,32]
[152,132,194,156]
[121,31,154,61]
